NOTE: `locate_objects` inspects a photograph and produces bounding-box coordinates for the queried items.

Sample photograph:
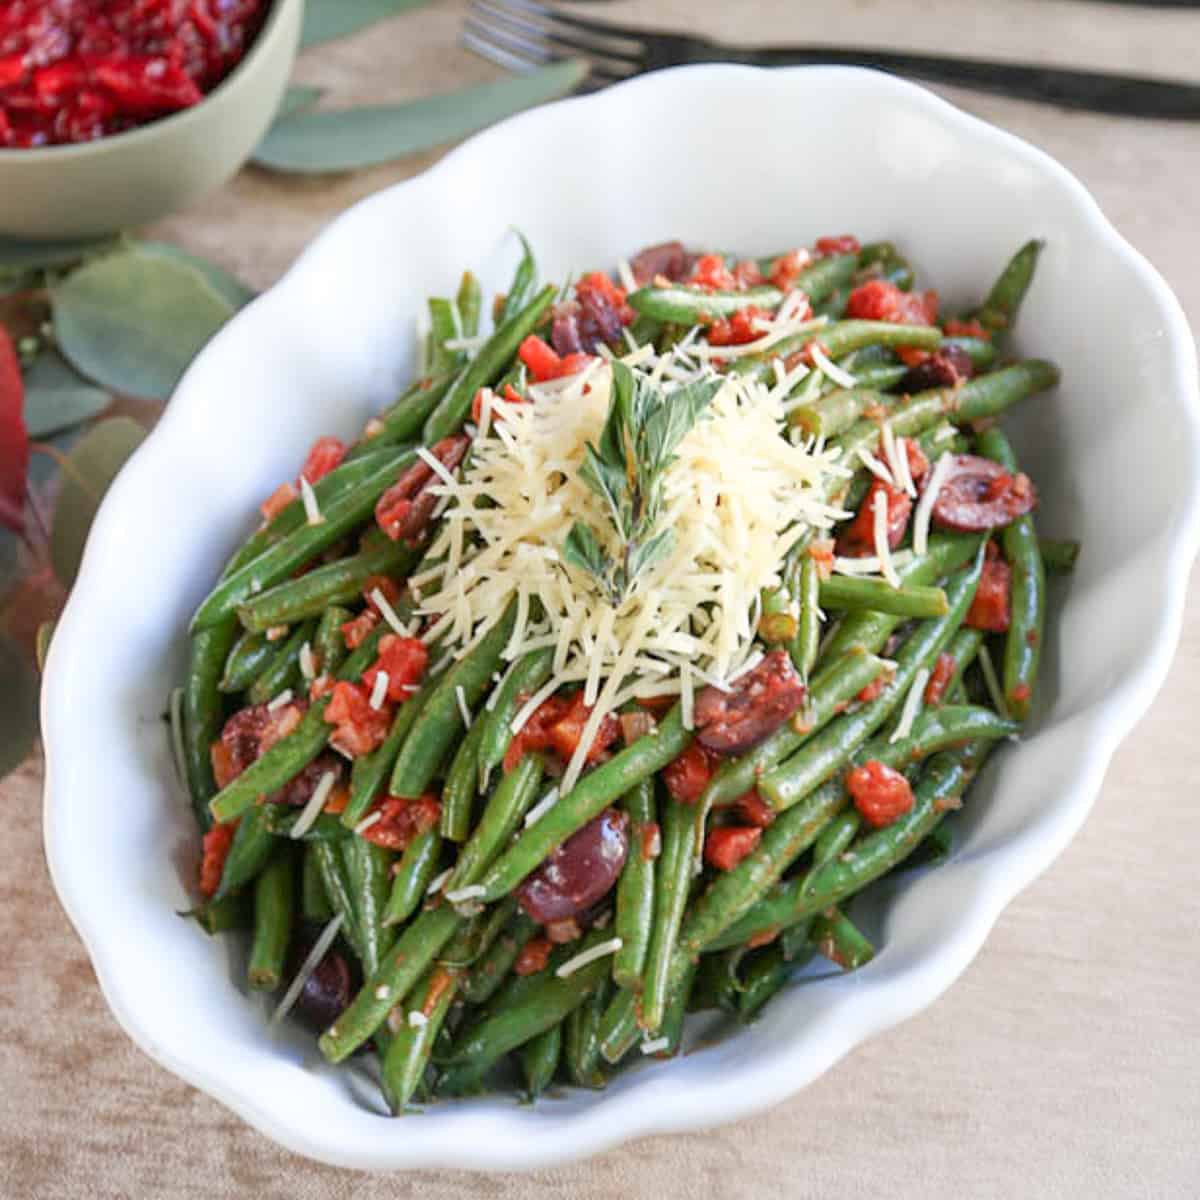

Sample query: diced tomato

[732,259,764,288]
[856,673,888,703]
[706,305,768,347]
[503,690,618,772]
[767,249,811,292]
[747,927,780,949]
[199,821,237,898]
[514,935,553,976]
[836,479,913,557]
[210,740,239,790]
[943,318,991,340]
[966,558,1012,632]
[924,652,957,706]
[808,537,836,580]
[360,792,441,849]
[735,789,776,828]
[635,694,677,717]
[689,253,737,291]
[663,742,717,803]
[503,693,570,773]
[517,334,593,383]
[323,784,350,815]
[846,279,939,326]
[813,235,861,257]
[362,634,429,704]
[260,703,304,754]
[323,681,392,758]
[341,609,378,650]
[309,674,337,701]
[544,917,582,944]
[259,481,297,522]
[846,760,915,829]
[471,382,527,423]
[299,436,346,485]
[575,270,635,324]
[363,574,402,616]
[640,821,662,861]
[704,825,762,871]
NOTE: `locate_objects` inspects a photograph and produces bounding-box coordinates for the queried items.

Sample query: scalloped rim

[41,64,1200,1171]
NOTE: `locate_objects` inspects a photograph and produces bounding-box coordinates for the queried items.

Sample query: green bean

[213,803,276,899]
[819,575,949,620]
[222,447,400,574]
[438,930,614,1081]
[810,813,860,877]
[476,648,555,788]
[342,664,446,829]
[689,950,743,1013]
[639,794,697,1034]
[758,585,796,644]
[440,717,486,842]
[699,648,888,811]
[942,335,997,370]
[612,779,657,989]
[423,284,557,444]
[710,748,984,951]
[261,807,347,841]
[597,987,641,1065]
[220,628,273,694]
[1040,537,1080,574]
[188,892,252,935]
[457,271,483,338]
[477,705,693,903]
[246,620,315,705]
[760,548,983,811]
[446,754,544,892]
[794,253,859,304]
[853,363,909,392]
[248,849,295,991]
[383,827,442,927]
[790,387,890,440]
[789,555,822,679]
[820,533,982,661]
[976,426,1044,721]
[345,374,454,459]
[811,906,876,970]
[193,446,416,630]
[237,540,419,633]
[565,979,609,1087]
[461,910,538,1005]
[499,233,536,323]
[209,628,386,824]
[519,1023,562,1100]
[917,422,970,461]
[972,239,1043,337]
[628,283,783,323]
[319,904,462,1063]
[342,837,394,978]
[381,965,461,1113]
[736,944,791,1020]
[427,297,462,375]
[183,620,237,830]
[865,702,1016,769]
[389,604,517,797]
[812,320,942,360]
[312,840,369,965]
[933,627,985,703]
[779,917,817,964]
[301,843,333,921]
[313,604,351,678]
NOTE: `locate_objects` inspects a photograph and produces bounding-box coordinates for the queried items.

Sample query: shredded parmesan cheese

[810,343,857,389]
[890,667,930,743]
[977,644,1010,719]
[267,689,294,712]
[368,671,389,710]
[354,811,382,836]
[616,258,637,292]
[425,867,452,896]
[299,641,317,681]
[291,770,338,839]
[856,445,895,487]
[407,1010,429,1029]
[417,444,459,489]
[913,451,953,556]
[454,684,472,729]
[640,1036,670,1055]
[872,489,901,588]
[523,786,560,828]
[444,884,486,903]
[554,937,623,978]
[370,587,409,637]
[299,475,323,526]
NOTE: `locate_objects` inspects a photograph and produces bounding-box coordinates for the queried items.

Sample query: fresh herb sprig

[562,360,722,606]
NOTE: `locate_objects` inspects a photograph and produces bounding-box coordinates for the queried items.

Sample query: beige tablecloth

[5,3,1199,1196]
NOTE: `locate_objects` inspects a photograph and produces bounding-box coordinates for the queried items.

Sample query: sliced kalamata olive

[375,433,470,543]
[629,240,693,286]
[516,808,629,923]
[693,648,807,755]
[268,752,341,806]
[930,454,1037,532]
[899,344,974,393]
[285,931,355,1033]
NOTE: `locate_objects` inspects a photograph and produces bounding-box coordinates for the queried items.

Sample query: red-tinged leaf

[0,324,29,538]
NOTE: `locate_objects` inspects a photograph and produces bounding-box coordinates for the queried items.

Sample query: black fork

[463,0,1200,118]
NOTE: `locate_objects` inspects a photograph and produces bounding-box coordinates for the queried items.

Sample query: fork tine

[462,16,555,70]
[473,0,645,61]
[468,3,639,77]
[480,0,652,46]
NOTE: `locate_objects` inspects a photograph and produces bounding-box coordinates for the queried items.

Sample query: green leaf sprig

[562,360,722,607]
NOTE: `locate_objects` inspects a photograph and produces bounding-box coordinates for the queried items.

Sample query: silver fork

[463,0,1200,118]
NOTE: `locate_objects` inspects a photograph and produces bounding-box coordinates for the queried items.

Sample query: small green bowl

[0,0,302,240]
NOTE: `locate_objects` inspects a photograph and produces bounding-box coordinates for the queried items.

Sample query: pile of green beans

[177,235,1074,1112]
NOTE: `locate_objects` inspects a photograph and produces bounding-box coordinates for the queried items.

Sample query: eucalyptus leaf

[0,233,119,272]
[253,59,588,174]
[301,0,434,48]
[51,248,235,400]
[22,350,110,438]
[275,84,324,121]
[137,241,256,310]
[0,635,38,779]
[50,416,146,587]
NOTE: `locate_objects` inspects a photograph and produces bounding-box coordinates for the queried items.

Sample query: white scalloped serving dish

[42,65,1200,1170]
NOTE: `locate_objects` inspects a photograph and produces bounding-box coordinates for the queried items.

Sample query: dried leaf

[22,349,110,438]
[253,59,588,174]
[50,416,145,587]
[0,325,29,537]
[301,0,433,48]
[0,634,37,779]
[51,247,235,400]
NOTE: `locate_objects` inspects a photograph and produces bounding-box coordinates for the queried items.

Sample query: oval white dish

[41,64,1200,1171]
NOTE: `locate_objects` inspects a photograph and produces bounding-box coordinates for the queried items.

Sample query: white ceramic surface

[41,66,1200,1171]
